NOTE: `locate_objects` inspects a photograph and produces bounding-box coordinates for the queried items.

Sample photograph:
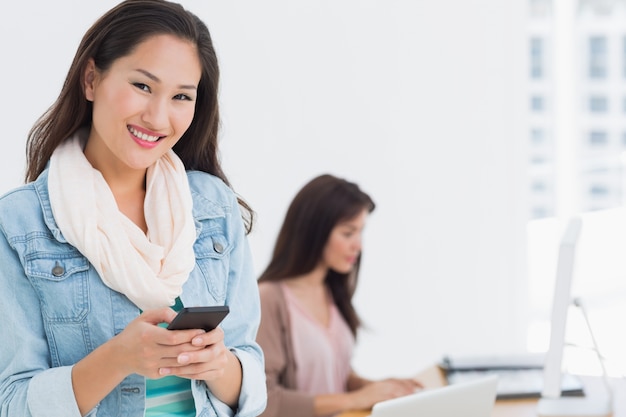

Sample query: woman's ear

[83,58,97,102]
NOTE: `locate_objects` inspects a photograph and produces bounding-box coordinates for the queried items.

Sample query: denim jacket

[0,168,266,417]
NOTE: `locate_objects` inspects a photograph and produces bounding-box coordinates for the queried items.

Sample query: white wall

[0,1,528,379]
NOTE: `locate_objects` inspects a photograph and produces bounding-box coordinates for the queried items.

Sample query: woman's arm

[257,282,316,417]
[315,375,422,415]
[347,371,374,391]
[0,227,83,417]
[199,187,266,415]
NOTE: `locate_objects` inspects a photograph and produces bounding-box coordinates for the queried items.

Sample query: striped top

[145,298,195,416]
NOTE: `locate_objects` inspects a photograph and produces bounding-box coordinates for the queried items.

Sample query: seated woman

[256,174,422,417]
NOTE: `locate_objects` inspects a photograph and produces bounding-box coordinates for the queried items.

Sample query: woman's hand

[159,326,230,381]
[167,326,243,408]
[347,378,423,410]
[107,308,241,408]
[109,308,206,379]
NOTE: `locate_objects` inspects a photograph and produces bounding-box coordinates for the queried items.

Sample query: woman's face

[321,208,368,274]
[82,34,202,175]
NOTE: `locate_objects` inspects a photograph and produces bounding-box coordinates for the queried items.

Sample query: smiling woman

[83,33,201,159]
[0,1,265,417]
[82,34,202,212]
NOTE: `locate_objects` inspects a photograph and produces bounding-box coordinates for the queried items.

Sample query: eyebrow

[134,68,198,90]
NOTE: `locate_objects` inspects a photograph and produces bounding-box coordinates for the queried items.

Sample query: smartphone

[167,306,230,331]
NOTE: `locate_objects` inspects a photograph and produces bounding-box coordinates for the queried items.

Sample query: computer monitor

[536,216,612,417]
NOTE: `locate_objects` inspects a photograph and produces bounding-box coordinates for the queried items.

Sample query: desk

[339,365,626,417]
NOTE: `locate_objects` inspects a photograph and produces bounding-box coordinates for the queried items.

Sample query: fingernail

[178,354,189,364]
[192,337,203,345]
[159,368,171,375]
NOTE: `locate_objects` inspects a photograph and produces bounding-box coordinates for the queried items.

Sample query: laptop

[368,375,499,417]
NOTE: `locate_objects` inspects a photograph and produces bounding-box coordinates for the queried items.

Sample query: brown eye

[173,93,193,101]
[132,82,151,93]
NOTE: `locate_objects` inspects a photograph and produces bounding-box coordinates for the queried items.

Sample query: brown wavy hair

[25,0,254,232]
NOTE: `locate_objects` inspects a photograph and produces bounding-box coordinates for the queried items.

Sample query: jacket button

[52,263,65,277]
[213,242,224,254]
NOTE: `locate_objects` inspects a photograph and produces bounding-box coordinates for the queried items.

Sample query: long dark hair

[258,174,375,336]
[25,0,254,232]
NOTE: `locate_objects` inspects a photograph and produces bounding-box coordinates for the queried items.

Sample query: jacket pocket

[25,253,90,322]
[194,223,231,303]
[25,252,93,367]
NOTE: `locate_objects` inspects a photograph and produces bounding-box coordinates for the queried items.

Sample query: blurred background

[1,0,624,380]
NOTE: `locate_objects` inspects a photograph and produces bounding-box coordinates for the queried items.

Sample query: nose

[141,97,168,130]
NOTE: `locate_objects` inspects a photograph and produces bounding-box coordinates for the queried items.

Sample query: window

[589,95,607,113]
[531,181,547,192]
[531,206,550,218]
[528,4,626,381]
[531,128,545,144]
[531,95,544,112]
[589,36,607,79]
[589,184,609,195]
[589,130,608,146]
[530,38,543,79]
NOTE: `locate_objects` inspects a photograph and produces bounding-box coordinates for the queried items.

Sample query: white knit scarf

[48,133,197,310]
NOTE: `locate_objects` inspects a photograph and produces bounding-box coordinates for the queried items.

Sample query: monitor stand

[537,298,613,417]
[537,394,612,417]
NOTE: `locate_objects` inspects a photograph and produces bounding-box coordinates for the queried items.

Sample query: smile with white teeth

[128,126,162,142]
